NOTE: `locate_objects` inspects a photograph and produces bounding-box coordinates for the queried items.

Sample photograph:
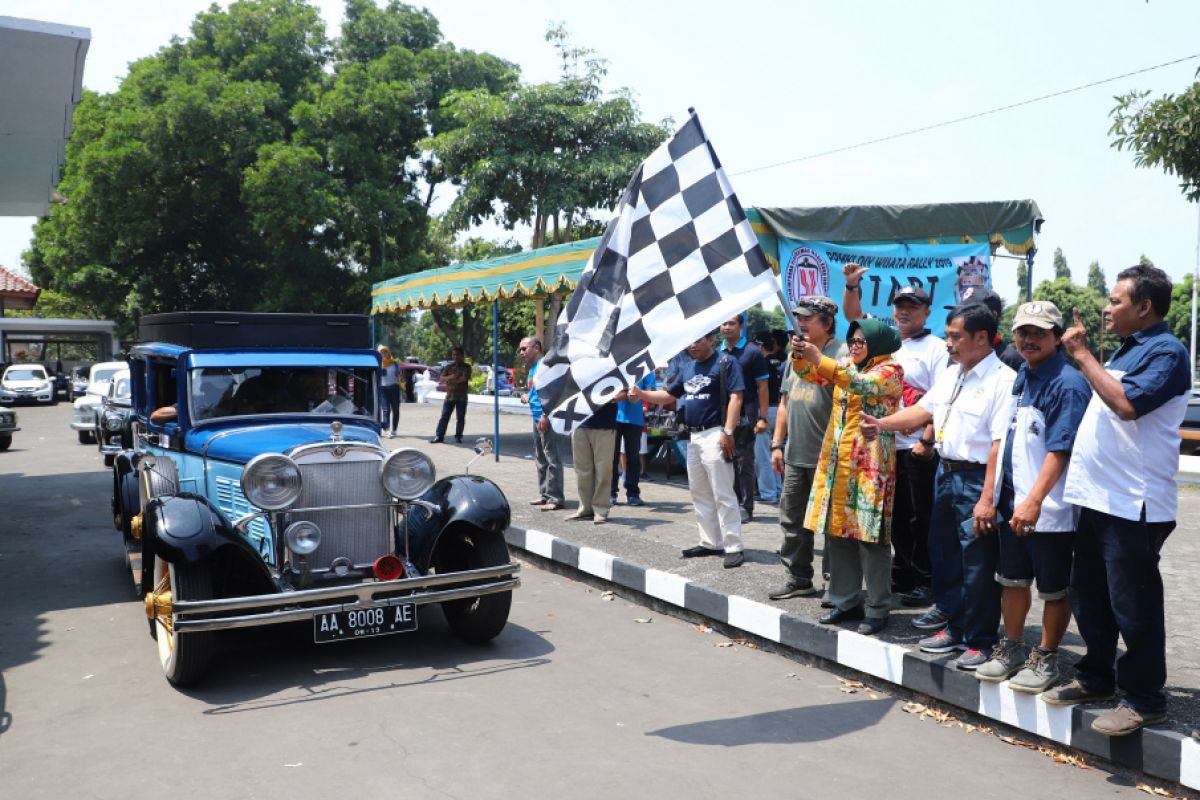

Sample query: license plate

[313,603,417,643]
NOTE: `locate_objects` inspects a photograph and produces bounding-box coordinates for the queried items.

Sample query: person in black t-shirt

[632,332,746,568]
[719,314,771,524]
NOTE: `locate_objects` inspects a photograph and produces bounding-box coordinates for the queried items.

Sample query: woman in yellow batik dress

[792,318,903,635]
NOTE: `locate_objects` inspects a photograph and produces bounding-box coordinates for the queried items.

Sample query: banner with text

[780,239,991,337]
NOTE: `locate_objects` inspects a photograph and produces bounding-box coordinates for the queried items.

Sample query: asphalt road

[0,403,1159,799]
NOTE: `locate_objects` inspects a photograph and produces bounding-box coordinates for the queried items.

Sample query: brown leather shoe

[1091,705,1168,737]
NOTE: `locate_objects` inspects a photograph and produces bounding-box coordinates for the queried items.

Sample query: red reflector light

[373,554,404,581]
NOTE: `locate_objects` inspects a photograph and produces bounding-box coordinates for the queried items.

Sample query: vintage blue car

[111,312,519,686]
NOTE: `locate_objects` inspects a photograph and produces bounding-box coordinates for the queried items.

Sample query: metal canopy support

[493,300,500,461]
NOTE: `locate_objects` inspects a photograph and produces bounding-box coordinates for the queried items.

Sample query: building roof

[0,265,40,309]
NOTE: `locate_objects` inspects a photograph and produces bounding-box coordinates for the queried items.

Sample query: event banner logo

[780,239,991,337]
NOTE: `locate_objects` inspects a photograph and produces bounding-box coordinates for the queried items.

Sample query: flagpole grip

[776,289,800,333]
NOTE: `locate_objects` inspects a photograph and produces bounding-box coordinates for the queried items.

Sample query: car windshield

[92,367,121,384]
[189,366,376,421]
[5,368,45,381]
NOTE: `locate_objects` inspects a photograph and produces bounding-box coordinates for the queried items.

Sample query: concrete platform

[396,400,1200,792]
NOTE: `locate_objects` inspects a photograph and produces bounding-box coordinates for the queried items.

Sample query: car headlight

[285,521,321,555]
[380,448,436,500]
[241,454,303,510]
[105,414,122,431]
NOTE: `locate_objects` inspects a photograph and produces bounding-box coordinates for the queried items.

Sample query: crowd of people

[391,261,1187,737]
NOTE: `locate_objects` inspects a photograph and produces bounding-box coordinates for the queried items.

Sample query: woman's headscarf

[848,318,901,362]
[377,345,395,368]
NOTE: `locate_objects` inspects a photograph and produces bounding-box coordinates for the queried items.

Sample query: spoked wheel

[146,559,215,686]
[439,531,513,644]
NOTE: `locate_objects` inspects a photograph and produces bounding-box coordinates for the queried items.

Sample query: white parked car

[71,361,127,444]
[1,364,55,405]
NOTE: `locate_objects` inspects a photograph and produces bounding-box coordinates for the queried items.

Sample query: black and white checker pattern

[536,113,778,433]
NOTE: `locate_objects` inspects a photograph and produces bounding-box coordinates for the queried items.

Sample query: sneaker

[1009,648,1062,694]
[918,629,966,654]
[389,430,397,438]
[610,495,619,506]
[974,638,1027,682]
[1091,704,1168,737]
[956,648,989,671]
[626,496,644,507]
[681,545,723,558]
[1041,678,1116,707]
[723,551,744,569]
[899,586,933,608]
[911,608,950,630]
[767,578,821,600]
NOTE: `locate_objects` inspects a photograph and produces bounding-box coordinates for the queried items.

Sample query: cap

[958,285,1003,316]
[893,285,932,306]
[1012,301,1064,331]
[794,295,838,317]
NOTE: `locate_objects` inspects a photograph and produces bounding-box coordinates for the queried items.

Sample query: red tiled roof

[0,266,39,298]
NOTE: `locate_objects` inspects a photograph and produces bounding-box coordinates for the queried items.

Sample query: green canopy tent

[370,199,1043,456]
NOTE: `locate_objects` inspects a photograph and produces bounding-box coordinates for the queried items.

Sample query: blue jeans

[1071,507,1172,713]
[380,384,400,432]
[928,464,1000,650]
[754,405,780,501]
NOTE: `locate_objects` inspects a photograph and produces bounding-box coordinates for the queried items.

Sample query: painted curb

[506,526,1197,791]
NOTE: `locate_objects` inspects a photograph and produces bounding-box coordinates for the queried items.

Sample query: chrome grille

[291,454,393,571]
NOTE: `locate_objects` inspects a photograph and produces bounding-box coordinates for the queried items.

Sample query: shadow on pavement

[185,609,554,713]
[646,697,897,746]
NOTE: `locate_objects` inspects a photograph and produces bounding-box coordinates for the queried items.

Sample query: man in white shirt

[862,304,1016,671]
[1043,265,1190,736]
[843,269,948,612]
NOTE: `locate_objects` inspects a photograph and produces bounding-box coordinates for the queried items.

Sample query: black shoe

[767,579,820,600]
[857,617,887,636]
[739,508,752,524]
[455,436,463,443]
[912,607,950,630]
[819,605,865,625]
[900,586,933,608]
[681,545,723,558]
[820,598,835,609]
[430,437,444,444]
[723,552,744,569]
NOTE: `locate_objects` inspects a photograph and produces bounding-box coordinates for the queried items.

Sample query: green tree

[1111,78,1200,201]
[1086,261,1107,296]
[1165,272,1195,347]
[27,0,516,331]
[1139,254,1155,268]
[1052,247,1071,280]
[1032,277,1118,361]
[425,24,669,249]
[1016,260,1029,302]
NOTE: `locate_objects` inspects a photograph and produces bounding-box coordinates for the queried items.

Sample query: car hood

[3,378,49,388]
[74,394,104,409]
[187,420,381,464]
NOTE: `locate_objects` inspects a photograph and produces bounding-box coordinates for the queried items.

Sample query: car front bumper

[168,562,521,633]
[70,420,98,431]
[2,391,52,403]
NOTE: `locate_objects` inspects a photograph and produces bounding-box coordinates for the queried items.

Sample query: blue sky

[3,0,1200,307]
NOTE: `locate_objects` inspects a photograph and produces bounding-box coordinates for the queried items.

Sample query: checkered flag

[536,111,778,433]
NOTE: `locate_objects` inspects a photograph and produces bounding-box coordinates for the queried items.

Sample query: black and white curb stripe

[507,526,1200,791]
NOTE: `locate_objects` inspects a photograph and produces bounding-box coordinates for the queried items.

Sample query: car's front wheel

[0,433,10,451]
[438,530,513,644]
[148,559,215,686]
[77,430,93,445]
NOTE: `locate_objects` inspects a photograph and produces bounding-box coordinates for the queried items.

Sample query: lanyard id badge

[935,373,967,443]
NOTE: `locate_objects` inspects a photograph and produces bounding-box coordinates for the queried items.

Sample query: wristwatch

[919,437,935,446]
[722,427,734,436]
[771,443,784,451]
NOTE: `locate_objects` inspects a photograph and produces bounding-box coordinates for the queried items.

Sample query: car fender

[143,493,274,590]
[410,475,511,570]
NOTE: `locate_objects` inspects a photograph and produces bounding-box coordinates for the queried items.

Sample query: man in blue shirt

[972,302,1091,692]
[720,313,771,524]
[611,373,656,507]
[1046,265,1191,737]
[518,336,564,511]
[632,332,746,568]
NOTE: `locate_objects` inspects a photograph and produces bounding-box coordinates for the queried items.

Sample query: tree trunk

[545,294,562,348]
[429,306,461,350]
[552,213,560,245]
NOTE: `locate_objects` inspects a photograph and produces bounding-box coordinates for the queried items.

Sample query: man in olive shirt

[768,296,849,599]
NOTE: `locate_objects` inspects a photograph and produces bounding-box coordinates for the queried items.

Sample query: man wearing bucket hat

[973,301,1091,692]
